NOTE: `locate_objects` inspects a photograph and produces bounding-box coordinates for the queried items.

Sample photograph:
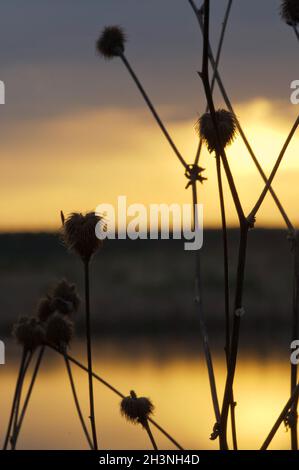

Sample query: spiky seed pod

[46,313,74,350]
[36,296,55,322]
[51,297,74,315]
[52,279,80,314]
[281,0,299,26]
[197,109,237,154]
[12,316,45,351]
[62,212,103,263]
[120,390,154,425]
[96,26,126,59]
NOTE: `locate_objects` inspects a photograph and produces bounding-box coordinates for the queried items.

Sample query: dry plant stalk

[4,0,299,452]
[97,0,299,451]
[199,0,299,449]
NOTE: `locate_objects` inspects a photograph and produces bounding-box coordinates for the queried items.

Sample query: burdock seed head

[12,316,45,351]
[96,26,126,59]
[51,279,80,314]
[36,296,56,322]
[120,390,154,425]
[197,109,237,154]
[46,313,74,350]
[281,0,299,26]
[62,212,103,263]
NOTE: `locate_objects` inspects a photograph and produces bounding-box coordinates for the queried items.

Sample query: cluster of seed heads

[13,280,79,351]
[46,313,74,351]
[12,317,45,352]
[37,280,80,322]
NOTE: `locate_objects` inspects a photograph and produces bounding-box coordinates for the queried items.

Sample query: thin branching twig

[215,155,238,450]
[117,28,222,443]
[84,260,98,450]
[190,3,294,232]
[192,182,221,429]
[10,351,33,450]
[293,24,299,41]
[64,355,94,449]
[289,233,299,449]
[248,115,299,221]
[2,349,27,450]
[119,53,187,170]
[10,347,45,450]
[190,0,233,165]
[48,344,184,450]
[261,383,299,450]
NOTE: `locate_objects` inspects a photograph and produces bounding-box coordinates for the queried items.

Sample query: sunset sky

[0,0,298,231]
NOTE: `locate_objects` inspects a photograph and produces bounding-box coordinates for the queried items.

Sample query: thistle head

[36,296,56,322]
[96,26,126,59]
[280,0,299,26]
[12,316,45,351]
[120,390,154,425]
[197,109,237,154]
[51,279,80,315]
[45,313,74,351]
[61,212,103,263]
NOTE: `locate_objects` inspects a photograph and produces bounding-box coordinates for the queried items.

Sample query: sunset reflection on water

[0,341,291,450]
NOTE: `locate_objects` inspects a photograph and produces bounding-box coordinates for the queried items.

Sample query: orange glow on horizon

[1,98,298,232]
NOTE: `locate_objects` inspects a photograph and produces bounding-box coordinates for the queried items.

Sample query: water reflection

[0,341,291,450]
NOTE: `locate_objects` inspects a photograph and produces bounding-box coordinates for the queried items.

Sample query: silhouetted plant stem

[215,155,238,450]
[191,181,221,431]
[119,52,187,170]
[4,349,32,450]
[216,156,230,364]
[142,419,158,450]
[118,31,220,444]
[2,349,27,450]
[64,355,94,450]
[84,260,98,450]
[190,0,233,165]
[12,343,94,450]
[248,115,299,221]
[199,78,245,224]
[48,343,184,450]
[191,2,294,232]
[289,233,299,450]
[200,1,246,449]
[190,0,237,446]
[293,25,299,41]
[10,351,33,449]
[11,347,45,450]
[220,224,248,450]
[261,383,299,450]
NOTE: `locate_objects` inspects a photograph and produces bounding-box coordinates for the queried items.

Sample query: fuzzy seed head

[36,296,55,322]
[120,390,154,424]
[97,26,126,59]
[62,212,103,262]
[46,313,74,350]
[197,109,237,154]
[281,0,299,25]
[12,316,45,351]
[52,279,80,314]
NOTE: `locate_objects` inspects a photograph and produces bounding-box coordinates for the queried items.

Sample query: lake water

[0,340,293,450]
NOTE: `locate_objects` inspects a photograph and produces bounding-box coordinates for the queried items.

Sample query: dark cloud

[0,0,297,124]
